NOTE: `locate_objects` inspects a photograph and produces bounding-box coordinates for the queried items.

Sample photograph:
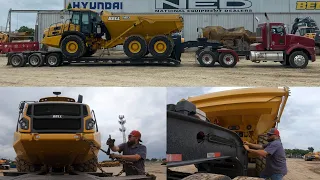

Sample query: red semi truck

[196,13,316,69]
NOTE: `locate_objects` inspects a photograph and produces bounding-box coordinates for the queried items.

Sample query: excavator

[291,17,320,54]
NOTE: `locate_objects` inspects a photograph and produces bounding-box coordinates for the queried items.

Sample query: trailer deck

[0,172,154,180]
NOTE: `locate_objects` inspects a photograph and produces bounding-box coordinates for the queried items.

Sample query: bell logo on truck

[296,1,320,10]
[52,115,63,118]
[155,0,252,13]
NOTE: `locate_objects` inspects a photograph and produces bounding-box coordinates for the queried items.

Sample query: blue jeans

[260,174,284,180]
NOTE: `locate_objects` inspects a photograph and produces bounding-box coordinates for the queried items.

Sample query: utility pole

[118,115,126,143]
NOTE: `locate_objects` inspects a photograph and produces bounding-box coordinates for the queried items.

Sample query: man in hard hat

[107,130,147,176]
[243,128,287,180]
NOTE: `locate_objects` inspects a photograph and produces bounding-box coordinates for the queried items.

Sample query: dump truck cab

[13,92,101,173]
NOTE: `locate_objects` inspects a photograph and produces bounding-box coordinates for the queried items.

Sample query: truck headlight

[19,118,29,130]
[86,119,95,130]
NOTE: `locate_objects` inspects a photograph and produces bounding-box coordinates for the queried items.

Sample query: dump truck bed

[187,87,290,141]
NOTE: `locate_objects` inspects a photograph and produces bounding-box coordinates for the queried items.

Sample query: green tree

[308,147,314,153]
[16,26,34,35]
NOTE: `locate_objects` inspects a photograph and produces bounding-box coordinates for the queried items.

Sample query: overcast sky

[167,87,320,152]
[0,87,166,161]
[0,0,64,31]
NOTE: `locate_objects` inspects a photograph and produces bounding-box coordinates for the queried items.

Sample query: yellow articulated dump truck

[4,92,154,179]
[42,9,184,60]
[186,87,290,176]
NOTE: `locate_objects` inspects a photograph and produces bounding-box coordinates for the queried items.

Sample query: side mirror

[19,102,25,112]
[77,94,83,103]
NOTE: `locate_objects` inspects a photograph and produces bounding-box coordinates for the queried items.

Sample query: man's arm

[110,145,120,152]
[245,147,268,158]
[112,145,147,162]
[244,141,264,149]
[114,154,142,162]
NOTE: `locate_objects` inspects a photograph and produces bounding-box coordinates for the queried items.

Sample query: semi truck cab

[248,21,315,68]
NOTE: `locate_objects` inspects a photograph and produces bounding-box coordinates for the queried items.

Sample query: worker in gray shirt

[107,130,147,176]
[243,128,287,180]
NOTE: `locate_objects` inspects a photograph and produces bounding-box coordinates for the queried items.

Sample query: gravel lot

[0,52,319,87]
[0,162,166,180]
[168,158,320,179]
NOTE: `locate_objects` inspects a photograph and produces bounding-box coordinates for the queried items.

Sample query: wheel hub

[12,56,21,66]
[223,54,234,65]
[294,55,306,66]
[30,56,39,65]
[154,41,167,53]
[66,41,78,53]
[202,54,213,64]
[129,41,141,53]
[48,56,58,65]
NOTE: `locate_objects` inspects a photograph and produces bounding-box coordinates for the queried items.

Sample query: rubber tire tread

[288,51,309,69]
[148,35,173,59]
[123,35,148,59]
[255,135,268,176]
[60,35,86,59]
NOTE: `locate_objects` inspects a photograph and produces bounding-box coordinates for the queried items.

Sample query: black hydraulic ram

[166,100,249,179]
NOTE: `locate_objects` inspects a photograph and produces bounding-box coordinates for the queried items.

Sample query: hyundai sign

[65,0,124,11]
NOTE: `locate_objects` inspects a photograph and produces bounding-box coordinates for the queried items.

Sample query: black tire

[218,52,237,68]
[28,53,44,67]
[10,54,25,67]
[60,35,86,59]
[255,135,268,176]
[148,35,173,59]
[46,53,61,67]
[123,35,147,59]
[197,51,218,67]
[288,51,309,68]
[15,157,40,172]
[74,156,98,172]
[196,49,204,58]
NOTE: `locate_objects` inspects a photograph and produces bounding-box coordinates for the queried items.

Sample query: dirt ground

[0,162,166,179]
[168,158,320,179]
[0,51,320,87]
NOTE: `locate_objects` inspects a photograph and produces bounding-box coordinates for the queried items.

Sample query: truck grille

[33,104,81,116]
[33,118,81,131]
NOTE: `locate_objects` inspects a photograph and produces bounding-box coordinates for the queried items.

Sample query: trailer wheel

[28,53,44,67]
[148,35,173,59]
[60,35,86,59]
[182,173,231,180]
[73,156,98,172]
[46,53,61,67]
[255,135,267,176]
[288,51,309,68]
[9,54,25,67]
[218,52,237,68]
[198,51,218,67]
[123,35,148,59]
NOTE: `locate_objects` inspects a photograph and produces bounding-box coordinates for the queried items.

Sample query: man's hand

[110,153,121,159]
[243,145,250,151]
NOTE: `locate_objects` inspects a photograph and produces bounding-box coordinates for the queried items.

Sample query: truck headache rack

[166,101,249,179]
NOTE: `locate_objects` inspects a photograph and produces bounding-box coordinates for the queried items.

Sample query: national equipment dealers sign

[155,0,253,13]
